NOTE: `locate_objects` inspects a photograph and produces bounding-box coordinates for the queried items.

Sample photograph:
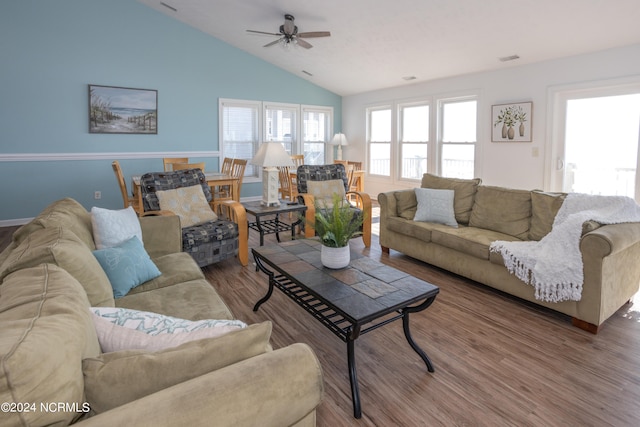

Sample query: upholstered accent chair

[140,169,248,267]
[296,163,372,247]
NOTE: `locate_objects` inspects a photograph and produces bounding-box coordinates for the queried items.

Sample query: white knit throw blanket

[490,193,640,303]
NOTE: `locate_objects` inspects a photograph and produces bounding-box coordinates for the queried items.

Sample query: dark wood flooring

[2,208,640,426]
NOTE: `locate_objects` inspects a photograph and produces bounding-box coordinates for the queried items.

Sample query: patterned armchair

[296,164,371,247]
[140,169,248,267]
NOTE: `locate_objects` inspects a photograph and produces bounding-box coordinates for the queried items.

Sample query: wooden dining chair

[172,162,206,172]
[291,154,305,167]
[163,157,189,171]
[347,160,363,171]
[220,157,234,175]
[215,158,247,203]
[278,165,298,203]
[111,160,141,215]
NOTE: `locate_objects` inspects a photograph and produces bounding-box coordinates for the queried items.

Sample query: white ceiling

[138,0,640,96]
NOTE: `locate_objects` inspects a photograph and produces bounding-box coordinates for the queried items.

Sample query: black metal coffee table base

[252,242,439,419]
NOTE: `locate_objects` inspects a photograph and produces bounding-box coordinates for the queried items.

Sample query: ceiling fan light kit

[247,14,330,50]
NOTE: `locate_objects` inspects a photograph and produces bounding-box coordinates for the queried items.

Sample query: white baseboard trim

[0,151,220,162]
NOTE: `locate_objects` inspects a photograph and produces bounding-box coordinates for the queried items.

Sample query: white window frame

[302,104,333,165]
[220,99,332,183]
[547,77,640,200]
[219,98,262,182]
[366,104,393,178]
[264,101,298,154]
[365,92,478,184]
[397,100,430,181]
[437,95,478,179]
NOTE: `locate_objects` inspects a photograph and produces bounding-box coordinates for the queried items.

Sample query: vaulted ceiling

[138,0,640,96]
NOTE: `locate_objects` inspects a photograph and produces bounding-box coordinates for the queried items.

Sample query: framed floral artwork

[491,102,532,142]
[89,85,157,134]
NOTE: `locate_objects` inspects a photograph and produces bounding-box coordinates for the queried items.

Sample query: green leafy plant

[306,193,364,248]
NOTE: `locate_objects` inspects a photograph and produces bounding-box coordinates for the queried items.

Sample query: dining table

[132,171,240,214]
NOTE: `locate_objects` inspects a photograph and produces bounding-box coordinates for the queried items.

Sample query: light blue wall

[0,0,341,222]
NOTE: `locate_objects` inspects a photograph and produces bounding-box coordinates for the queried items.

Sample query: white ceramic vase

[321,245,350,269]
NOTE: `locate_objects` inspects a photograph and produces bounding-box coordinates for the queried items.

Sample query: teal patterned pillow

[90,307,247,352]
[92,236,161,298]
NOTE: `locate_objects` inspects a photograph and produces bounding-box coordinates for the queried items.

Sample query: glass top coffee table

[252,239,439,419]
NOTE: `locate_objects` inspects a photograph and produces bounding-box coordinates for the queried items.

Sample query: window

[367,106,392,176]
[220,99,333,178]
[399,103,429,179]
[551,82,640,200]
[365,94,477,182]
[220,99,260,177]
[265,102,297,154]
[439,98,476,179]
[302,106,331,165]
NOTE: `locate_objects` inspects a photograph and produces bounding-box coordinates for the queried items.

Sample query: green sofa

[0,198,323,427]
[378,174,640,333]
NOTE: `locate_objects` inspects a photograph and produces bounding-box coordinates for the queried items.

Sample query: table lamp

[250,142,295,206]
[330,132,349,161]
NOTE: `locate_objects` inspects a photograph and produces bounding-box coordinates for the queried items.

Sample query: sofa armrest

[377,191,400,221]
[139,215,182,258]
[77,343,323,427]
[580,222,640,258]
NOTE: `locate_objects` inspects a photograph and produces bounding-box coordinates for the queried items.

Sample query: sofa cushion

[421,173,482,224]
[12,197,96,250]
[90,307,247,352]
[127,252,206,295]
[469,186,532,239]
[386,216,433,242]
[395,190,418,220]
[91,205,143,249]
[414,188,458,227]
[529,190,566,240]
[116,279,235,321]
[0,264,101,427]
[432,227,521,260]
[82,321,272,414]
[93,236,162,298]
[156,185,218,227]
[0,227,114,307]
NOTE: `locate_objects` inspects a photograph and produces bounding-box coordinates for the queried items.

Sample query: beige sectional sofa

[378,174,640,333]
[0,198,323,427]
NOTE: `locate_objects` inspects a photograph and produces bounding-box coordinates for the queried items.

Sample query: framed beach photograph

[491,101,532,142]
[89,85,157,134]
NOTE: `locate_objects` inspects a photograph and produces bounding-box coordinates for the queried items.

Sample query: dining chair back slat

[163,157,189,171]
[172,162,205,172]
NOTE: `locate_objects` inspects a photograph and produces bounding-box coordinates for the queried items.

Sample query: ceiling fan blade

[296,38,313,49]
[297,31,331,38]
[263,38,282,48]
[246,30,281,36]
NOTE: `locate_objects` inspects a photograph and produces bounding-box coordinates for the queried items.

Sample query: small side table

[242,201,307,246]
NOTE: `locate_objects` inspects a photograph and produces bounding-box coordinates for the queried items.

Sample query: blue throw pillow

[93,236,161,298]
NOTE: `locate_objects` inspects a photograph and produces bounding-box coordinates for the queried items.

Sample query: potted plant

[306,193,364,269]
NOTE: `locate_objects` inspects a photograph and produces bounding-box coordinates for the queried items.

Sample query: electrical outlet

[94,191,101,200]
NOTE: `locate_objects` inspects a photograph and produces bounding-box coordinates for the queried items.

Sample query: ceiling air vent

[499,54,520,62]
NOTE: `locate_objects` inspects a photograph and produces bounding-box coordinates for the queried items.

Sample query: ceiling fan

[246,14,330,49]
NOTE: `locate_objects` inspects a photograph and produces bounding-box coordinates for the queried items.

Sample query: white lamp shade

[250,142,295,167]
[330,133,349,146]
